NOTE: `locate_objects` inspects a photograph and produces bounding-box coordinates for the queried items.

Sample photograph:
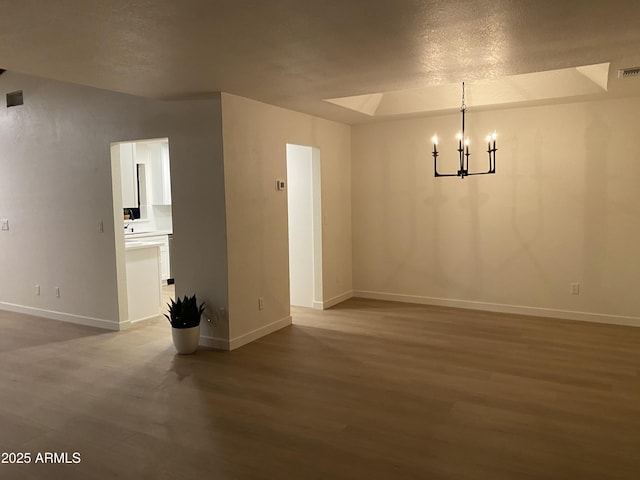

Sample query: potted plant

[165,294,205,354]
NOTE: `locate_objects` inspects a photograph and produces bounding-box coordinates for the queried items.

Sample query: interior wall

[220,93,352,348]
[0,72,228,331]
[286,144,314,308]
[311,146,324,308]
[171,95,229,345]
[351,96,640,326]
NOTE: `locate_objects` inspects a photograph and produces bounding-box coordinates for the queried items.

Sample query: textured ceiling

[1,0,639,123]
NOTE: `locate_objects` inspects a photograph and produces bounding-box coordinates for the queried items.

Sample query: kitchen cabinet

[119,143,138,209]
[148,141,171,205]
[124,242,162,322]
[141,234,170,283]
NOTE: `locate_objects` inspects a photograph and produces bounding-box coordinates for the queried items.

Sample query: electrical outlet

[258,297,264,310]
[570,283,580,295]
[1,219,8,231]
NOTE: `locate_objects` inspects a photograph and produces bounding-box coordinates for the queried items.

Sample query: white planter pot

[171,324,200,354]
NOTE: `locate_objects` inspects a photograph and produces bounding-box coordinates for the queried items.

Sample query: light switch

[276,179,286,191]
[1,219,8,231]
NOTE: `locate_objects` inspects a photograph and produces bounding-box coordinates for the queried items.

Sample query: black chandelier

[432,82,497,179]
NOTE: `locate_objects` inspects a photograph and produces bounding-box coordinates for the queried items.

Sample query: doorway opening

[110,137,174,327]
[286,144,323,308]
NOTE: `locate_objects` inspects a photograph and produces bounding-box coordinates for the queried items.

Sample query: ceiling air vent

[618,67,640,79]
[6,90,23,107]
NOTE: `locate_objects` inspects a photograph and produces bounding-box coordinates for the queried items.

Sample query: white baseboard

[0,302,120,330]
[198,334,229,350]
[200,315,293,351]
[120,313,164,330]
[229,315,292,350]
[320,290,354,309]
[352,290,640,328]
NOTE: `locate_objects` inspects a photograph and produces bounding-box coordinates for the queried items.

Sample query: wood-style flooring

[0,293,639,479]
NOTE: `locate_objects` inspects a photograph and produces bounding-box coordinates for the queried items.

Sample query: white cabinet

[147,141,171,205]
[143,235,170,283]
[119,139,170,209]
[119,143,138,209]
[124,243,161,322]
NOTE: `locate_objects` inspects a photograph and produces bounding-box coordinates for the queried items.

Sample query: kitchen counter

[125,233,171,284]
[125,230,172,239]
[125,240,163,251]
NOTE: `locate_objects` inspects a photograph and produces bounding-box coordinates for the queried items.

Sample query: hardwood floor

[0,297,639,479]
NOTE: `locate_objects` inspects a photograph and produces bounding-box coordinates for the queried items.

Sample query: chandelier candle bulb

[432,135,439,176]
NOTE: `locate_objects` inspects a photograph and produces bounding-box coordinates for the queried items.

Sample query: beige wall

[170,94,229,345]
[0,72,228,331]
[5,69,635,346]
[221,93,352,348]
[352,97,640,326]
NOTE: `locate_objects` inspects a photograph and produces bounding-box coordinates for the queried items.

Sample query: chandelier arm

[492,147,497,173]
[433,151,460,177]
[487,148,493,172]
[488,145,497,173]
[464,148,470,177]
